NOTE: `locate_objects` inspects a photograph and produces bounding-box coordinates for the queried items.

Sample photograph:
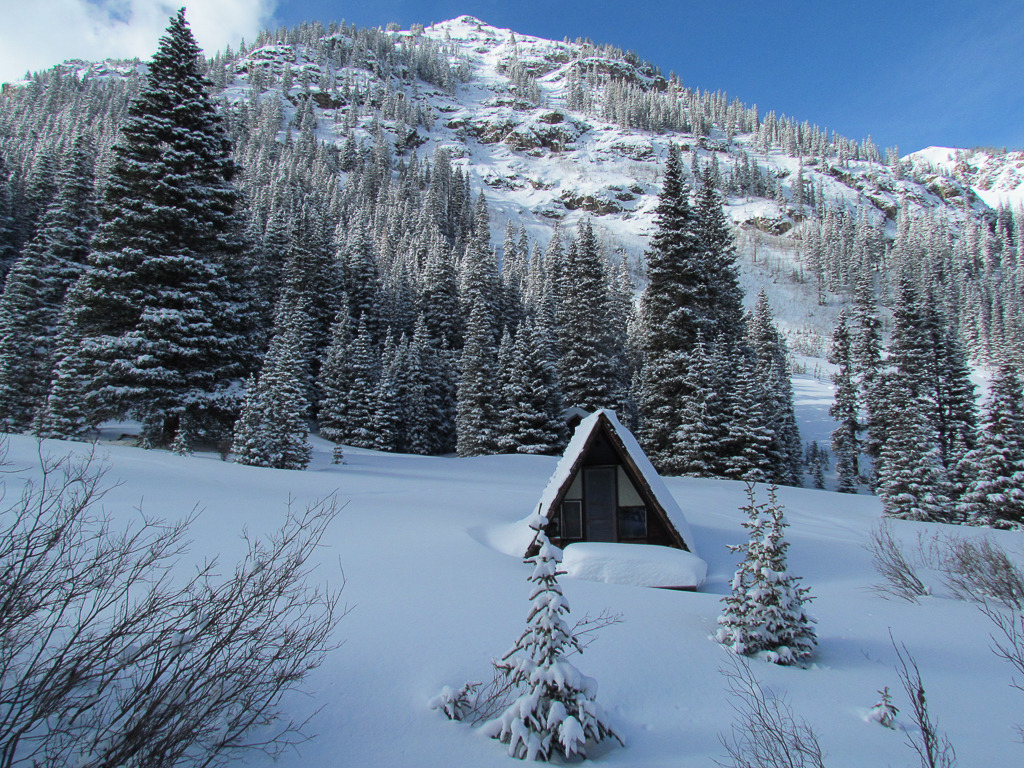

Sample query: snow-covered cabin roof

[529,409,697,555]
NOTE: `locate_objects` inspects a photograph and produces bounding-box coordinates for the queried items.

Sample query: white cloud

[0,0,277,84]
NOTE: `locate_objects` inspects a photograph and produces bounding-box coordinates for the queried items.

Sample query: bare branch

[891,634,956,768]
[0,441,346,768]
[715,655,827,768]
[866,520,928,603]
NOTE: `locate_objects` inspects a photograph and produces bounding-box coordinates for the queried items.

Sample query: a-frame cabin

[529,409,697,555]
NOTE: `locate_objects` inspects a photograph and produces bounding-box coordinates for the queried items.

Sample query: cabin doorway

[584,466,617,541]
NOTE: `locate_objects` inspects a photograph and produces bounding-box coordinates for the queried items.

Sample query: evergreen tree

[956,364,1024,528]
[719,351,777,482]
[419,235,462,349]
[695,168,745,346]
[35,308,91,440]
[0,135,97,430]
[748,290,802,484]
[456,297,500,456]
[876,377,952,521]
[340,316,380,449]
[636,143,706,468]
[556,220,621,412]
[404,315,453,455]
[316,302,354,461]
[483,519,622,760]
[671,339,727,477]
[829,311,860,493]
[498,320,566,455]
[0,152,17,277]
[231,303,311,470]
[52,9,258,446]
[716,482,817,665]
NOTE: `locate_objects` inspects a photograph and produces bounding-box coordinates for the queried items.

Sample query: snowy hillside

[220,16,995,347]
[9,15,1017,360]
[4,376,1022,767]
[907,146,1024,209]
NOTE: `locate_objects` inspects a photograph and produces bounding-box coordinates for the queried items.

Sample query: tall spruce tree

[876,375,952,521]
[456,297,500,456]
[695,168,745,346]
[636,144,706,469]
[829,311,860,493]
[747,290,802,484]
[498,319,566,455]
[231,303,312,470]
[956,364,1024,528]
[555,220,620,412]
[0,135,97,431]
[50,9,258,447]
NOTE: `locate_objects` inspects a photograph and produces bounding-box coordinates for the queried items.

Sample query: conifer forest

[0,11,1022,526]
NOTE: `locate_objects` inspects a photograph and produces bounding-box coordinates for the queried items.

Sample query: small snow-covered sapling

[868,686,899,729]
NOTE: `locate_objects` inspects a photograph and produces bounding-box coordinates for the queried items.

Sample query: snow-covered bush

[481,515,622,760]
[717,482,817,665]
[428,682,480,722]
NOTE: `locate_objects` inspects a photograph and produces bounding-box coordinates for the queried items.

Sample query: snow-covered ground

[4,374,1023,766]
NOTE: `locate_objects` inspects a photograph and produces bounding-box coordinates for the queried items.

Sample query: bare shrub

[978,602,1024,741]
[0,444,344,768]
[938,536,1024,610]
[892,637,956,768]
[867,520,929,603]
[716,655,827,768]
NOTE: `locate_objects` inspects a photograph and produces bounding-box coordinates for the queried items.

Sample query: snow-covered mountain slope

[4,375,1020,767]
[11,16,1011,356]
[907,145,1024,208]
[219,15,1003,352]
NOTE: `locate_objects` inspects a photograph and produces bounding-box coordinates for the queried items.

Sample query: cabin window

[618,506,647,539]
[561,500,583,540]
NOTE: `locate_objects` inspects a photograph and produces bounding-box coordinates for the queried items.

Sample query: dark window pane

[619,506,647,539]
[562,500,582,539]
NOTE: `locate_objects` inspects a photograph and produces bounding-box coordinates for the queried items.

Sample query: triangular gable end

[528,410,696,556]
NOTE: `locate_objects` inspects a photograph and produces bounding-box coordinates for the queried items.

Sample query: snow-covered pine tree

[231,302,312,470]
[636,143,706,470]
[52,9,259,447]
[0,152,17,277]
[0,135,97,431]
[876,376,952,521]
[956,364,1024,528]
[419,234,463,350]
[34,306,91,440]
[498,319,566,455]
[316,300,353,462]
[483,516,622,760]
[555,219,619,412]
[371,332,404,453]
[717,482,817,665]
[343,316,381,449]
[748,290,802,485]
[695,167,745,347]
[456,297,500,457]
[829,311,860,493]
[671,339,726,477]
[719,350,777,483]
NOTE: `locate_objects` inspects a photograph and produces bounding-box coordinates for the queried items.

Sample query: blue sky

[2,0,1021,153]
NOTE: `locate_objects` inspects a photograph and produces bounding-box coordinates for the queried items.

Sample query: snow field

[3,373,1023,765]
